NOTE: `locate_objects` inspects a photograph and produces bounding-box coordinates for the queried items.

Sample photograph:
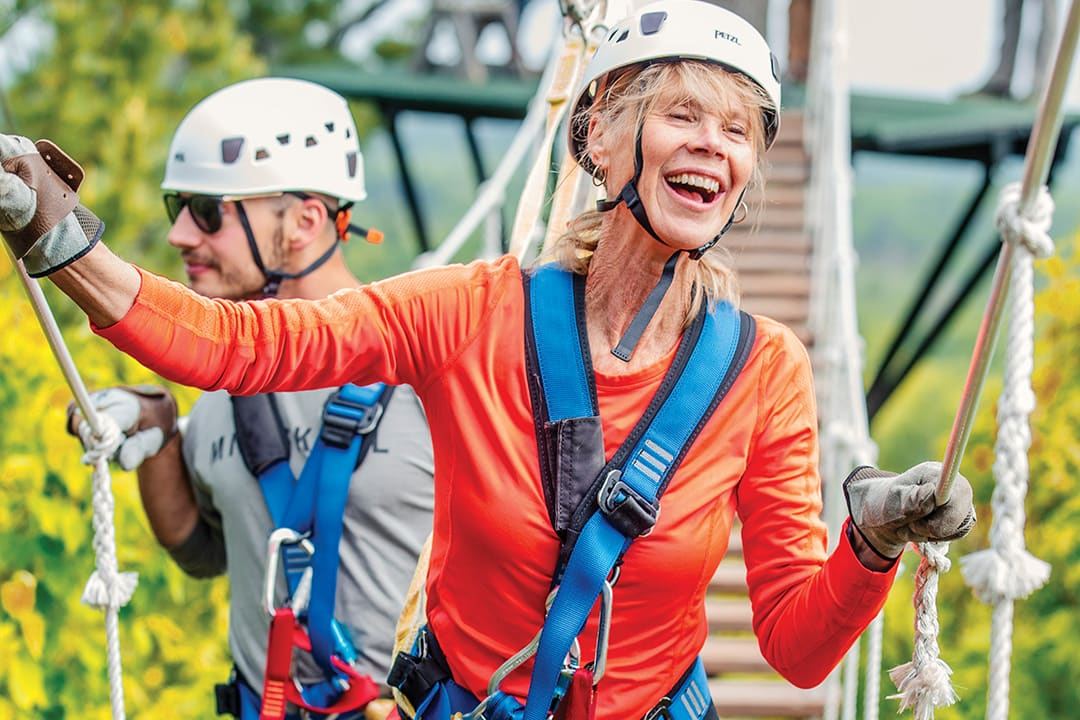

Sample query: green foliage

[0,1,274,717]
[0,265,228,718]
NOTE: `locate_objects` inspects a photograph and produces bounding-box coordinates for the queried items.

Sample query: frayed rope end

[888,657,958,720]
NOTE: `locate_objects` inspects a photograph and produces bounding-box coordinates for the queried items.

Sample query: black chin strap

[236,200,340,298]
[611,252,680,361]
[596,126,744,361]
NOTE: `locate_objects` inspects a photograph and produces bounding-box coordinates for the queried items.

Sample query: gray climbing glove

[0,133,104,277]
[66,386,179,471]
[843,461,976,560]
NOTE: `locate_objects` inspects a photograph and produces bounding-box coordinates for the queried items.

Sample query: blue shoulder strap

[231,383,389,696]
[521,264,754,720]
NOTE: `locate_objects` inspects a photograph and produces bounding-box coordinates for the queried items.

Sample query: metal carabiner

[484,586,584,697]
[263,527,314,616]
[592,577,613,683]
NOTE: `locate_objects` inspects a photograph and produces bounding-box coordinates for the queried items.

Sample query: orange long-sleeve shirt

[97,255,897,719]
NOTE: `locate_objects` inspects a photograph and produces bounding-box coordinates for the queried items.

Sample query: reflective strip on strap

[648,657,713,720]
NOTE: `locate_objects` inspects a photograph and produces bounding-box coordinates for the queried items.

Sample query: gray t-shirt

[177,385,434,690]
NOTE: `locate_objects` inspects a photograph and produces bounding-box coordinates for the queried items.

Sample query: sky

[846,0,1080,107]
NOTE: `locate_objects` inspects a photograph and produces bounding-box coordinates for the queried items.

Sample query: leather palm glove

[0,133,104,276]
[843,461,976,560]
[66,386,179,471]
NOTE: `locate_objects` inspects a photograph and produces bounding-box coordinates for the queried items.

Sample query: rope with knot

[959,182,1053,720]
[889,182,1054,720]
[77,412,139,720]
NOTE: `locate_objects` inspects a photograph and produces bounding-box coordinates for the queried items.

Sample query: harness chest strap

[231,383,392,716]
[521,265,754,720]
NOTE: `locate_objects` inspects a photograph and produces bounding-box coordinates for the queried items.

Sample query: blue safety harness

[388,264,755,719]
[224,384,392,719]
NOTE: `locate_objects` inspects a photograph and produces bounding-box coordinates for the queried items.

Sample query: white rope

[888,541,957,720]
[6,242,133,720]
[959,182,1053,720]
[862,610,885,720]
[889,182,1055,720]
[77,404,139,720]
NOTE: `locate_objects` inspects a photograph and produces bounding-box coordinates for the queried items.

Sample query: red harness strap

[261,607,381,720]
[555,666,597,720]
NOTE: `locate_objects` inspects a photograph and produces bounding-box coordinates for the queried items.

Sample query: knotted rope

[888,542,956,720]
[5,240,134,720]
[79,414,139,720]
[959,182,1052,720]
[889,183,1055,720]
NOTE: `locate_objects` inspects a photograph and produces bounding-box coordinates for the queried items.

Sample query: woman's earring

[733,200,748,224]
[591,165,607,188]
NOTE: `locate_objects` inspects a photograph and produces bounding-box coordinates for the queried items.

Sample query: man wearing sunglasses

[65,77,435,720]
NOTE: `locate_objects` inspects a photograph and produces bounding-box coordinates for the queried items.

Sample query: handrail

[410,33,561,269]
[937,0,1080,504]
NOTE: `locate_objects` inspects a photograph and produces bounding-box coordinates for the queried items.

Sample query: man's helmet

[162,77,365,203]
[568,0,782,173]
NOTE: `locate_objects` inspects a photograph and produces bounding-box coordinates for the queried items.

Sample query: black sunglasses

[163,192,287,234]
[163,193,227,234]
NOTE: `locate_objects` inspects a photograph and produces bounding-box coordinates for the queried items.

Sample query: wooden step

[700,636,772,675]
[705,597,754,633]
[709,562,749,594]
[739,273,811,297]
[724,229,811,253]
[730,252,810,274]
[710,678,830,719]
[740,295,810,323]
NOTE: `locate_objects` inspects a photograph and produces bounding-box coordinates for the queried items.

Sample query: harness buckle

[597,469,658,537]
[321,387,384,448]
[644,696,674,720]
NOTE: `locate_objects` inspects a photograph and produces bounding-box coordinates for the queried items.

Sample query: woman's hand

[843,461,976,565]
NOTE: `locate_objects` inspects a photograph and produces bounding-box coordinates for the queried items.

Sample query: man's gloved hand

[0,133,104,276]
[843,461,976,560]
[67,386,179,471]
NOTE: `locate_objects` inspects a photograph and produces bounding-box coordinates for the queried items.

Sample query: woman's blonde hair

[541,61,773,327]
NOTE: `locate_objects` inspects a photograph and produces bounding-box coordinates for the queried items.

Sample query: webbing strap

[522,264,749,720]
[529,266,595,421]
[262,608,380,720]
[652,657,714,720]
[236,384,387,705]
[279,383,386,676]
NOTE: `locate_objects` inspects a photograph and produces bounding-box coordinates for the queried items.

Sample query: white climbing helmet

[162,77,366,202]
[568,0,782,170]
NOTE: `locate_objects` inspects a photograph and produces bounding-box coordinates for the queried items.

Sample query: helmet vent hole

[305,135,318,147]
[255,148,270,161]
[347,152,358,178]
[276,134,290,145]
[616,28,630,43]
[221,137,244,164]
[640,11,667,35]
[174,152,185,163]
[345,128,352,139]
[325,122,335,133]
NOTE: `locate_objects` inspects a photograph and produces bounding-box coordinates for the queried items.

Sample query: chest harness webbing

[225,384,393,720]
[388,265,755,720]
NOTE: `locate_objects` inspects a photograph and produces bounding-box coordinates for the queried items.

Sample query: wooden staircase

[727,110,813,348]
[703,110,832,719]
